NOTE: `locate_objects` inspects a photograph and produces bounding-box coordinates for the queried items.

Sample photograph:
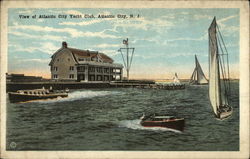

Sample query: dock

[7,80,185,92]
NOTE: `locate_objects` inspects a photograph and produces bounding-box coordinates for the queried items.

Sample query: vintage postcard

[0,0,249,159]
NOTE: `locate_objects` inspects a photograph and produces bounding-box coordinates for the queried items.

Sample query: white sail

[208,17,229,117]
[173,73,181,84]
[190,55,208,84]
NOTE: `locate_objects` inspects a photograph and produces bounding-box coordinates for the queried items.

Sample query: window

[77,66,85,71]
[69,74,74,79]
[89,67,95,72]
[53,74,58,79]
[104,68,109,73]
[68,58,70,62]
[57,59,59,62]
[78,58,85,61]
[54,67,58,71]
[69,66,74,70]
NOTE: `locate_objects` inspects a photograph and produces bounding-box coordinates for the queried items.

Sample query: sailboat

[190,55,208,85]
[173,73,181,85]
[208,17,233,119]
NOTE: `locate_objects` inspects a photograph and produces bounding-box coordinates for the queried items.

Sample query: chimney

[62,41,67,48]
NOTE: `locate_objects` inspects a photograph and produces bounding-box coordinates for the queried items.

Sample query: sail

[208,17,229,116]
[173,73,181,84]
[190,55,208,84]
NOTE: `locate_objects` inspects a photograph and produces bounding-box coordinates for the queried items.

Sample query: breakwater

[6,82,111,92]
[6,80,155,92]
[6,80,187,92]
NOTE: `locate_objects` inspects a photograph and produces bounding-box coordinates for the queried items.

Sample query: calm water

[6,81,239,151]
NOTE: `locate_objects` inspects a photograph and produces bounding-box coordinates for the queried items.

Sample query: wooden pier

[110,82,185,90]
[7,81,185,92]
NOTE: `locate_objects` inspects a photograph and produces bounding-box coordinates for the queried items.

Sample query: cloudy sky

[8,8,239,79]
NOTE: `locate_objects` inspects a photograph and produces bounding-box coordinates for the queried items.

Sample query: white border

[1,1,249,159]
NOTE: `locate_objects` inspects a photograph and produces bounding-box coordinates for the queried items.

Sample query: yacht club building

[49,42,123,82]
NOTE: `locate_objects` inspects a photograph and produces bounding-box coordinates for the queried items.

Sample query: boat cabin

[17,89,50,95]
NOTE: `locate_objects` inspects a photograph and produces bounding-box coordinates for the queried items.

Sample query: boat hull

[190,83,208,85]
[140,118,185,131]
[218,108,233,120]
[8,92,68,103]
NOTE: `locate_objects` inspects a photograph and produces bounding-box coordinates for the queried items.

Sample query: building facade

[49,42,123,82]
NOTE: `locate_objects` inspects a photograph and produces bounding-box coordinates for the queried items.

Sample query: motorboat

[8,87,69,103]
[140,114,185,131]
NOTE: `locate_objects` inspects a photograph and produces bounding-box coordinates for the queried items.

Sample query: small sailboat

[190,55,208,85]
[173,73,181,85]
[208,17,233,119]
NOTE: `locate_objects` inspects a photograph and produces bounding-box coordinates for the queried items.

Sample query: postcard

[0,0,249,159]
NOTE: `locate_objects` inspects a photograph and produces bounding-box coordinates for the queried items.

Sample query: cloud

[216,15,239,37]
[9,31,67,42]
[19,58,51,63]
[134,51,201,60]
[166,32,207,42]
[113,17,174,32]
[194,15,213,20]
[59,19,101,26]
[10,42,59,55]
[93,43,120,49]
[10,22,120,39]
[217,15,238,24]
[97,49,119,56]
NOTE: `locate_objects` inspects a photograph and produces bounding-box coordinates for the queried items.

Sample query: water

[6,81,239,151]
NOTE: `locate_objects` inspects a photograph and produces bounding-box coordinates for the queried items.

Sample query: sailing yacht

[208,17,233,119]
[173,73,181,85]
[190,55,208,85]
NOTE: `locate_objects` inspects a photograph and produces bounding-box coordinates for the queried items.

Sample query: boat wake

[118,119,182,133]
[36,90,122,104]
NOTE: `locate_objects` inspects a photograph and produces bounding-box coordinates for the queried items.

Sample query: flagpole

[118,38,134,81]
[126,38,129,81]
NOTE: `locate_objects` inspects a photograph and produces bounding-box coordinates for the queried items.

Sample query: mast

[195,55,199,82]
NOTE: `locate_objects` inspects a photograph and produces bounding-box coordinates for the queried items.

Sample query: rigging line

[195,57,199,82]
[119,49,127,69]
[217,37,229,99]
[226,51,231,95]
[129,48,135,70]
[217,34,228,88]
[217,25,229,55]
[217,28,230,95]
[197,59,207,80]
[217,35,227,81]
[217,34,228,80]
[217,25,231,94]
[190,67,196,82]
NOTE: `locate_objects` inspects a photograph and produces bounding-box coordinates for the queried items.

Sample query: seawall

[6,82,111,92]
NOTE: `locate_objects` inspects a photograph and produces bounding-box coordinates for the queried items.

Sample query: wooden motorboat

[140,114,185,131]
[8,87,69,103]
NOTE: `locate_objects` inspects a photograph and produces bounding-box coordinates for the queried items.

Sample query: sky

[8,8,239,79]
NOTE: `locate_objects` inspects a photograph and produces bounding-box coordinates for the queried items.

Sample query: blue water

[6,81,239,151]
